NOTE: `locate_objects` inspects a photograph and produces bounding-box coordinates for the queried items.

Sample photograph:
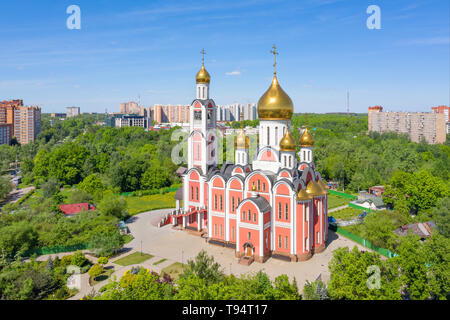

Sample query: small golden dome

[279,130,296,152]
[257,76,294,120]
[297,188,313,201]
[317,179,328,195]
[306,180,322,197]
[234,130,249,149]
[196,65,211,84]
[300,127,314,147]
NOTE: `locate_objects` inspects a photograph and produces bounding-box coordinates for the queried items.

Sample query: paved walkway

[33,208,371,299]
[328,204,348,213]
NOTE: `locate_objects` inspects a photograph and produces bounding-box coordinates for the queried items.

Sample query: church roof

[247,196,271,213]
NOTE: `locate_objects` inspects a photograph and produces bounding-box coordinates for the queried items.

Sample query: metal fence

[328,189,358,200]
[334,226,397,258]
[24,243,89,257]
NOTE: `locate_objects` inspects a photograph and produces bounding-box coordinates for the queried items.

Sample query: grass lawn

[327,194,350,209]
[89,266,115,286]
[161,262,186,280]
[153,258,167,266]
[113,252,153,266]
[126,192,177,216]
[330,207,362,221]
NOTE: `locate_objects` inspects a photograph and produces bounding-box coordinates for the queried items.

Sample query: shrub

[60,255,73,267]
[71,251,87,267]
[98,257,109,265]
[88,264,103,279]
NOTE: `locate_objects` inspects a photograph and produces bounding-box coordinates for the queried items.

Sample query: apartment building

[14,105,41,145]
[114,114,150,129]
[66,106,80,118]
[119,102,141,115]
[0,124,12,145]
[0,100,41,145]
[152,104,190,124]
[432,105,450,134]
[216,103,257,122]
[368,106,446,144]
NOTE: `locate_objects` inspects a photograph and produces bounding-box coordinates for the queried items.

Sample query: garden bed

[113,252,153,266]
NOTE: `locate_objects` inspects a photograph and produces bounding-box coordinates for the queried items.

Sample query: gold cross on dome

[200,48,206,66]
[270,44,279,75]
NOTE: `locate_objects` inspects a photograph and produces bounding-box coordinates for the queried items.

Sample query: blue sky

[0,0,449,114]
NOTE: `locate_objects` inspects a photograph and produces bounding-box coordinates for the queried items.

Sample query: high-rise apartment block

[119,102,141,115]
[368,106,446,144]
[216,103,257,122]
[66,106,80,118]
[431,105,450,134]
[0,124,12,145]
[115,114,150,129]
[152,104,190,124]
[0,99,41,144]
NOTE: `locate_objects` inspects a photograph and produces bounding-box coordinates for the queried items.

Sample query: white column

[197,212,201,231]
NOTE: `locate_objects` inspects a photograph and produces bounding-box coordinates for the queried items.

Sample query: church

[172,47,328,263]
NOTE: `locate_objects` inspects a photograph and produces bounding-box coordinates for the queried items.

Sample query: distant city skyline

[0,0,448,114]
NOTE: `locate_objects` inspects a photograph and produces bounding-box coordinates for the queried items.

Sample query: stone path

[328,204,348,213]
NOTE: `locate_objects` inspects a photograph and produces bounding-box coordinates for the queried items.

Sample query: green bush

[71,251,87,267]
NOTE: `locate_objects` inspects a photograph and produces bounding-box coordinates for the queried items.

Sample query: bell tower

[188,49,218,173]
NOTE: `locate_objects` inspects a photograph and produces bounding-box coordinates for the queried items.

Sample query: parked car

[358,211,368,219]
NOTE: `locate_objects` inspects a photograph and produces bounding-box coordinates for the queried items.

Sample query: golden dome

[196,65,211,84]
[306,180,322,197]
[257,76,294,120]
[300,127,314,147]
[234,130,249,149]
[317,179,328,195]
[279,130,296,152]
[297,188,313,201]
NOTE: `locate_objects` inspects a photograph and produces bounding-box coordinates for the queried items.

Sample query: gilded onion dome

[234,130,249,149]
[196,65,211,84]
[279,130,296,152]
[257,76,294,120]
[317,179,328,195]
[306,180,323,197]
[300,127,314,147]
[297,188,313,201]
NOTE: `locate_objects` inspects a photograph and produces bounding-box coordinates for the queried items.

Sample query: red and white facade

[172,62,328,263]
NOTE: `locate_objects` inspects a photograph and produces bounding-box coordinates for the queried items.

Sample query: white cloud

[226,70,241,76]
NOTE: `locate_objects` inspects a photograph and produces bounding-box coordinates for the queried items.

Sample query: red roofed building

[59,203,96,216]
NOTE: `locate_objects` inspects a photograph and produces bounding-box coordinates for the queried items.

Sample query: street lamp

[140,240,143,256]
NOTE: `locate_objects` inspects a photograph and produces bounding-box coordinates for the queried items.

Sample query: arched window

[278,202,282,219]
[308,151,311,162]
[191,186,194,200]
[196,187,199,200]
[257,180,261,191]
[232,197,235,212]
[219,195,223,210]
[289,156,292,167]
[262,183,266,191]
[284,155,287,167]
[285,203,289,220]
[275,127,278,144]
[285,236,289,249]
[253,213,256,222]
[248,210,251,221]
[214,194,217,209]
[267,126,270,145]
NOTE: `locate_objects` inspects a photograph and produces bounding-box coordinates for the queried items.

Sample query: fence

[348,202,372,212]
[333,226,397,258]
[120,185,181,197]
[24,243,89,257]
[328,189,358,200]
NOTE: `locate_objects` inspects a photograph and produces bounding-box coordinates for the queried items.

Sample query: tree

[0,222,38,257]
[98,193,128,220]
[431,197,450,238]
[141,163,171,190]
[97,257,108,265]
[328,246,402,300]
[179,250,224,285]
[88,264,103,280]
[360,213,398,250]
[78,174,105,197]
[41,177,60,199]
[302,280,329,300]
[88,230,124,257]
[0,176,13,200]
[71,250,87,267]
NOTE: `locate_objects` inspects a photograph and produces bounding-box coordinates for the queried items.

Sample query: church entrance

[243,242,254,257]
